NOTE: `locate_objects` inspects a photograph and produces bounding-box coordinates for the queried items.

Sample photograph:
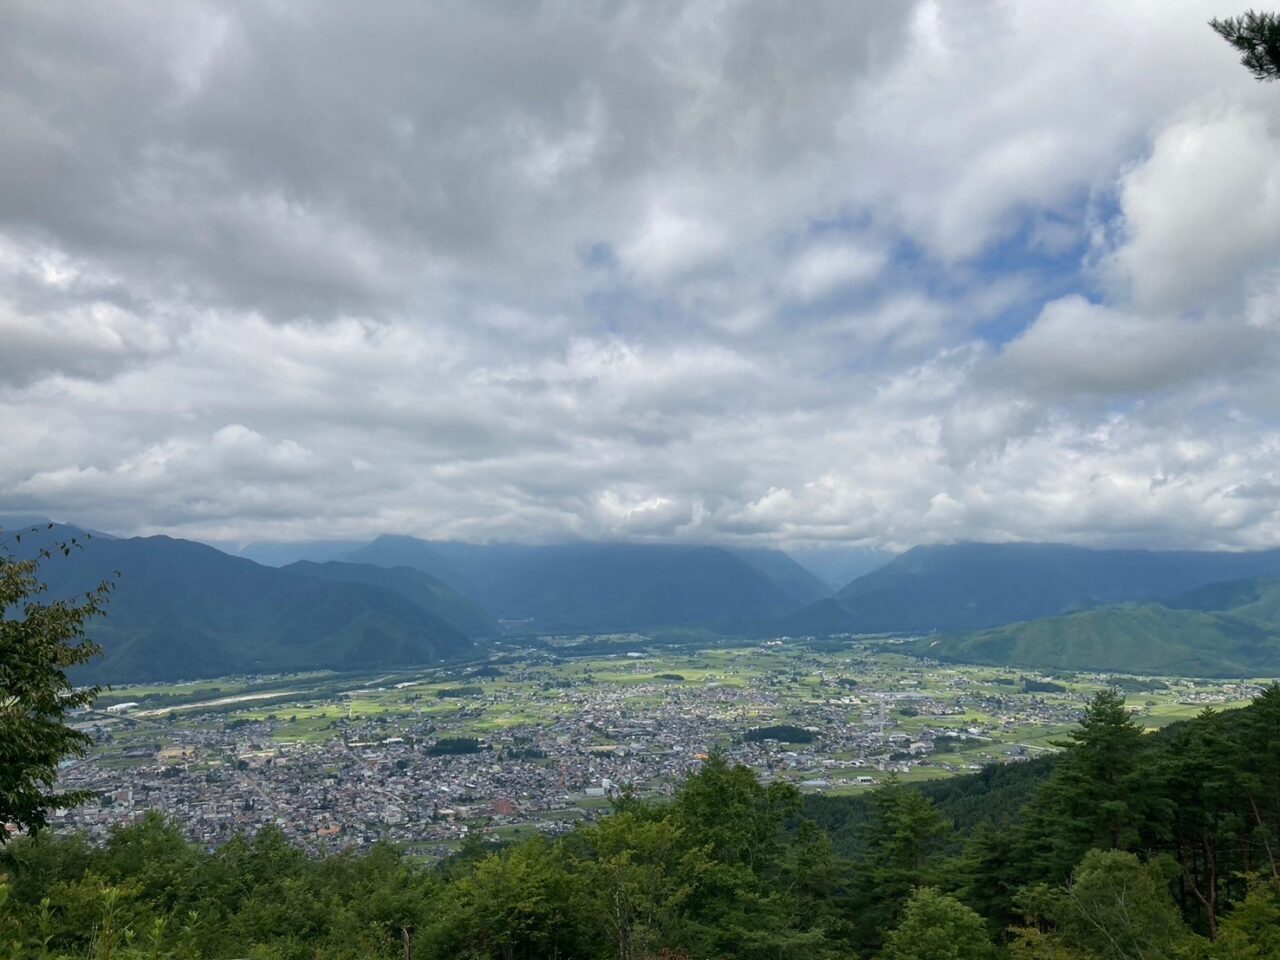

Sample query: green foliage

[880,887,994,960]
[1020,691,1158,879]
[6,685,1280,957]
[1211,10,1280,81]
[672,755,801,871]
[14,523,478,684]
[1015,850,1196,960]
[427,737,485,755]
[849,775,952,951]
[436,687,485,699]
[1205,878,1280,958]
[1,534,110,839]
[741,724,815,744]
[1022,678,1066,694]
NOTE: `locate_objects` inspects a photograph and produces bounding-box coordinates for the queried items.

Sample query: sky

[2,0,1279,553]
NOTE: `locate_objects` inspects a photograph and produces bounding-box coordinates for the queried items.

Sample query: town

[51,640,1268,857]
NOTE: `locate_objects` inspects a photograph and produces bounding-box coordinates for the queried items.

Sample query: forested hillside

[2,524,481,683]
[349,537,830,630]
[908,576,1280,676]
[280,560,501,640]
[3,688,1279,959]
[774,542,1280,637]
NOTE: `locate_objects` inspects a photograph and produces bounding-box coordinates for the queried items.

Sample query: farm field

[59,637,1273,855]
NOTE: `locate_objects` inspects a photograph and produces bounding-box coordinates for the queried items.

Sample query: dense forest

[1,688,1278,959]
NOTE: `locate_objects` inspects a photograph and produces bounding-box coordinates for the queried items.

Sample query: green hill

[6,524,478,683]
[281,560,500,638]
[771,541,1280,637]
[906,578,1280,676]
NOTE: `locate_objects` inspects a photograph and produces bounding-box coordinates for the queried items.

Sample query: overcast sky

[2,1,1278,552]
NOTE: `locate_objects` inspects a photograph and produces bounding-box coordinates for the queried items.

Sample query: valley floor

[55,638,1270,855]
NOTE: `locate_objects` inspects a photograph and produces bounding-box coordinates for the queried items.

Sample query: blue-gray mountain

[772,541,1280,636]
[13,524,1280,682]
[346,536,830,631]
[3,523,485,683]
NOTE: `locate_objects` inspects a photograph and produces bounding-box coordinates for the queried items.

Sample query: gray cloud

[3,1,1280,552]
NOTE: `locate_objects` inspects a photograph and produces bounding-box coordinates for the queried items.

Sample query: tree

[1,527,111,840]
[439,838,588,960]
[880,887,994,960]
[1237,683,1280,879]
[1208,877,1280,959]
[579,811,694,960]
[1015,849,1197,960]
[1210,11,1280,81]
[671,753,800,872]
[1021,690,1159,881]
[852,776,952,951]
[1156,708,1244,937]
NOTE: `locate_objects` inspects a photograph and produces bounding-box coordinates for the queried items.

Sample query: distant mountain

[786,545,895,591]
[347,537,828,631]
[905,577,1280,677]
[280,560,500,639]
[769,541,1280,636]
[237,540,368,567]
[1,516,117,541]
[720,548,831,607]
[344,536,497,601]
[5,525,477,683]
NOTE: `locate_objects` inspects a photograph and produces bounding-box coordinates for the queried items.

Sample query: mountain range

[903,576,1280,677]
[1,522,833,682]
[2,523,486,683]
[8,517,1280,681]
[346,536,830,631]
[770,541,1280,636]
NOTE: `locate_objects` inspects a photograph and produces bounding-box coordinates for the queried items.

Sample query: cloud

[2,1,1280,553]
[993,295,1267,396]
[1104,105,1280,313]
[783,241,888,302]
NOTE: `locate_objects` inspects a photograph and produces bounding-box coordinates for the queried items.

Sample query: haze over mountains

[3,522,485,683]
[6,518,1280,681]
[775,542,1280,634]
[347,536,831,630]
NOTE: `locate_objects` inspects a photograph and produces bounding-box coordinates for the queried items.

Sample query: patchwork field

[64,637,1272,853]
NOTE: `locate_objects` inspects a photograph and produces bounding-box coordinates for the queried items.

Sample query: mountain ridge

[346,536,829,631]
[3,524,480,683]
[770,540,1280,637]
[901,574,1280,677]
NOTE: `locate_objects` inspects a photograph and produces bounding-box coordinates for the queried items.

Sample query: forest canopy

[2,687,1279,959]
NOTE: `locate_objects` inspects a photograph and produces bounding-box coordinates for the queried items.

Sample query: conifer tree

[1211,10,1280,80]
[1021,690,1156,880]
[852,775,951,950]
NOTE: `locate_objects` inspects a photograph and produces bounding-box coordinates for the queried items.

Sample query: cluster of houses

[49,652,1185,853]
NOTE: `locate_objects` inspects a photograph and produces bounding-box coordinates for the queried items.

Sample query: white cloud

[1105,105,1280,313]
[782,241,887,301]
[2,1,1280,553]
[995,295,1266,396]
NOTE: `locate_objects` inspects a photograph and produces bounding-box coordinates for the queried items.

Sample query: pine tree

[1021,690,1157,881]
[851,775,951,950]
[1210,11,1280,81]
